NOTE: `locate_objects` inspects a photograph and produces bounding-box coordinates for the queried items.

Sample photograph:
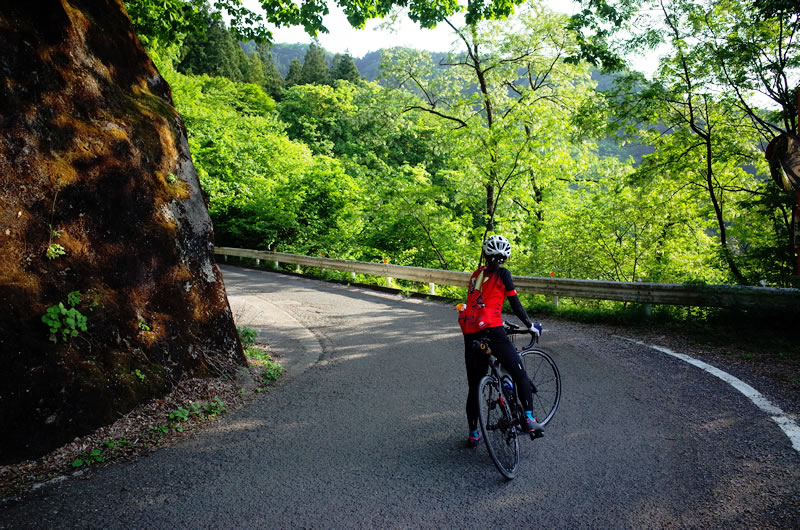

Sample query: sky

[242,0,582,58]
[237,0,668,80]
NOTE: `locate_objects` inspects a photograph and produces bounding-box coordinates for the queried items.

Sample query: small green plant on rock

[169,406,190,424]
[168,408,189,432]
[239,326,283,388]
[42,291,87,343]
[149,424,169,437]
[162,397,228,433]
[67,290,81,306]
[46,227,66,260]
[46,243,66,260]
[238,326,257,348]
[103,438,130,451]
[244,347,272,362]
[71,448,104,468]
[261,361,283,385]
[203,397,226,418]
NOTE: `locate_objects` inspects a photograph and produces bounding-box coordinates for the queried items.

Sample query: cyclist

[458,235,544,448]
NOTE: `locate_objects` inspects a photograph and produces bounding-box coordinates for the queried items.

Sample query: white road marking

[619,336,800,453]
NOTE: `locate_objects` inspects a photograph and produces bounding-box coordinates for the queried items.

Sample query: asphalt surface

[2,265,799,528]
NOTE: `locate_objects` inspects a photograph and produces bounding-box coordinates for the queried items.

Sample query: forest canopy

[127,0,799,289]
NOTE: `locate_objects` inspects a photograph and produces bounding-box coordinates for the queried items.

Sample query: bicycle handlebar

[503,320,539,349]
[472,321,540,356]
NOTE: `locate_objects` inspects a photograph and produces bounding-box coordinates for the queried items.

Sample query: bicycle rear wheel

[520,348,561,426]
[477,375,520,479]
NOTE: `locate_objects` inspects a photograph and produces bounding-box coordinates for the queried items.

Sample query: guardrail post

[296,265,301,273]
[255,258,260,266]
[429,282,435,295]
[386,276,392,287]
[274,261,279,269]
[224,255,228,263]
[552,296,559,308]
[351,272,356,280]
[643,304,652,316]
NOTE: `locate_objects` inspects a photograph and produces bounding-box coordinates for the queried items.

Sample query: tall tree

[179,17,244,80]
[331,53,362,82]
[300,43,331,85]
[698,0,798,138]
[285,58,303,87]
[278,83,357,155]
[242,52,266,85]
[381,2,595,240]
[579,0,798,284]
[255,42,285,99]
[570,0,798,140]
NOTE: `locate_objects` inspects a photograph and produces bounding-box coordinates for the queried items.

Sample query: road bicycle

[474,321,561,479]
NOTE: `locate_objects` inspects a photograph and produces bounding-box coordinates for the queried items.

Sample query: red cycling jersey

[458,266,518,334]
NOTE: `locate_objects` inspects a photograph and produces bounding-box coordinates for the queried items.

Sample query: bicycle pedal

[529,431,544,440]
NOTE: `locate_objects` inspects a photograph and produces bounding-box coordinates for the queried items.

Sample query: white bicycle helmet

[482,235,511,259]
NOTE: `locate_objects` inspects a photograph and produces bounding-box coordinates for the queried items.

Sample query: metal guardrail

[215,247,800,310]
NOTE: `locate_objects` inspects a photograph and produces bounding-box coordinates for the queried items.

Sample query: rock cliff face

[0,0,245,463]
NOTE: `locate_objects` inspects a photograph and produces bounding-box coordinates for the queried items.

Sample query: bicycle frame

[473,321,560,479]
[473,329,534,439]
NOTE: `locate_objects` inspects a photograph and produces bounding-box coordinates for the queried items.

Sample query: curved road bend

[2,265,798,528]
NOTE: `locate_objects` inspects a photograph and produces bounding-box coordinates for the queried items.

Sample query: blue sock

[525,410,536,422]
[470,429,480,438]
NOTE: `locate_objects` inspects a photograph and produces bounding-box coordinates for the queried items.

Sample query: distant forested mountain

[260,43,380,79]
[354,50,382,81]
[263,43,447,82]
[242,43,331,77]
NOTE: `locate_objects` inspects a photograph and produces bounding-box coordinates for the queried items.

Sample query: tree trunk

[0,0,244,463]
[703,137,747,284]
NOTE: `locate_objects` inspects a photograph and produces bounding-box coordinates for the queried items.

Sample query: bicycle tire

[520,348,561,426]
[477,375,520,479]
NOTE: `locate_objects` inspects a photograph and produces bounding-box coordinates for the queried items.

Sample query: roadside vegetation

[132,0,799,292]
[238,326,284,389]
[144,0,796,389]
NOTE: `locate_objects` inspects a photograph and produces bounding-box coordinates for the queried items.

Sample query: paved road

[2,265,799,528]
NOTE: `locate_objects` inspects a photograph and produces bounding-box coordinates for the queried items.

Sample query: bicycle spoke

[521,349,561,426]
[477,376,520,479]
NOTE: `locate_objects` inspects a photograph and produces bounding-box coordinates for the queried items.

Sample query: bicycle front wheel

[477,375,520,479]
[521,348,561,426]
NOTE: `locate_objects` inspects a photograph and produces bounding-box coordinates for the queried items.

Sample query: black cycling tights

[463,326,533,430]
